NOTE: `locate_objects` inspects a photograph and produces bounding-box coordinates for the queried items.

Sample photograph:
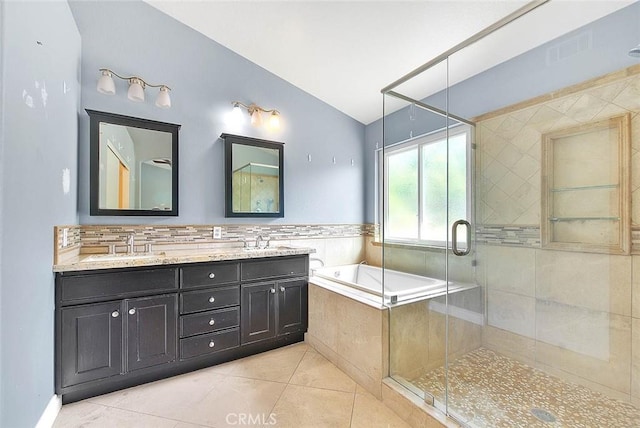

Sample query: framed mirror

[88,110,180,216]
[222,133,284,218]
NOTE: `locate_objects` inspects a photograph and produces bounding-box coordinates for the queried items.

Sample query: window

[379,126,471,247]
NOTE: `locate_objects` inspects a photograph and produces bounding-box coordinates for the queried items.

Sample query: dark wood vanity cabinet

[241,278,308,345]
[55,255,308,403]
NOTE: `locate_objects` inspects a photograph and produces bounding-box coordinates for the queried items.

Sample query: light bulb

[230,103,245,125]
[269,111,280,129]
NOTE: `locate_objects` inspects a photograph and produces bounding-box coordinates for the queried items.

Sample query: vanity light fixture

[231,101,280,130]
[629,43,640,57]
[97,68,172,108]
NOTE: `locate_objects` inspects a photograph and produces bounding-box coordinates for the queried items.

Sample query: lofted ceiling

[146,1,635,125]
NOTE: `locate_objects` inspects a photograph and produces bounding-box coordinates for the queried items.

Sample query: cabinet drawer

[59,268,178,304]
[180,328,239,359]
[180,286,239,314]
[180,307,239,337]
[180,262,239,289]
[241,256,308,281]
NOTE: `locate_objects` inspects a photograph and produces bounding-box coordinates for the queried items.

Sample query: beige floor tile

[54,402,178,428]
[214,343,308,382]
[351,391,411,428]
[289,351,356,392]
[356,383,373,396]
[173,376,286,427]
[91,370,226,419]
[270,384,354,428]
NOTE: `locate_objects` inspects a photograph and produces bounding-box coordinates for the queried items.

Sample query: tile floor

[413,347,640,428]
[53,342,410,428]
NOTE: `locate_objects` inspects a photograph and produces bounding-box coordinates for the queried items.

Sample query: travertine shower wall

[475,64,640,405]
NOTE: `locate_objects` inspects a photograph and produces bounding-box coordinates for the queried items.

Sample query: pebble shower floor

[412,348,640,428]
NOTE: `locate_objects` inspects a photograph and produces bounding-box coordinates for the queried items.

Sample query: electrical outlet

[62,228,69,247]
[213,226,222,239]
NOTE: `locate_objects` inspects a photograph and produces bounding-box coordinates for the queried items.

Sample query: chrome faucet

[127,234,135,255]
[255,235,271,249]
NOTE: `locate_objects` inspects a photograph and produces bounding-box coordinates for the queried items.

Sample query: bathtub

[312,263,475,305]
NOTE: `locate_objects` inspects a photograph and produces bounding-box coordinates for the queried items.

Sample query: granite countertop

[53,246,315,272]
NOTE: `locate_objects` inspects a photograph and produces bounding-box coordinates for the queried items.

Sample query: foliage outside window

[380,126,471,247]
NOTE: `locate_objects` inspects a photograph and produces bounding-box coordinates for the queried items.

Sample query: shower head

[629,44,640,57]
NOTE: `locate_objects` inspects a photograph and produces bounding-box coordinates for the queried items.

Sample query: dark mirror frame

[222,133,284,218]
[88,109,180,216]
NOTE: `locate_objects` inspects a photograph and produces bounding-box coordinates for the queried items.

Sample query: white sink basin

[82,253,164,262]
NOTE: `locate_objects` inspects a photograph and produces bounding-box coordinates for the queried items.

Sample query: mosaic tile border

[475,225,540,247]
[55,223,375,251]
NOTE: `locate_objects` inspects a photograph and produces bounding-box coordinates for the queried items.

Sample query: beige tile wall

[474,67,640,405]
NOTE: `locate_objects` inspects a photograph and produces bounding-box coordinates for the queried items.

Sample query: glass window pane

[421,140,447,242]
[387,148,418,239]
[420,133,468,244]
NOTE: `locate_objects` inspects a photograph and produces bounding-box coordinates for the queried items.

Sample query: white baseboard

[35,395,61,428]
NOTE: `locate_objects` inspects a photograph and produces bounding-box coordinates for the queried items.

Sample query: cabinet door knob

[129,308,136,315]
[208,341,215,348]
[209,319,216,326]
[208,273,216,279]
[270,288,276,294]
[280,286,285,292]
[111,310,119,318]
[208,296,215,303]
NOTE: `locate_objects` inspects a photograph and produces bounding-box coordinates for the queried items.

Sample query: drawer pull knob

[208,297,216,303]
[270,288,276,294]
[129,308,136,315]
[209,319,216,326]
[111,311,119,318]
[280,286,285,292]
[209,341,215,348]
[208,273,216,279]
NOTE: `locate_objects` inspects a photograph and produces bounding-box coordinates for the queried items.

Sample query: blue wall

[69,1,366,225]
[364,2,640,223]
[0,1,80,426]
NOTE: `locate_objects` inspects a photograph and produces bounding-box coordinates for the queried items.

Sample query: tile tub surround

[306,282,389,399]
[53,342,411,428]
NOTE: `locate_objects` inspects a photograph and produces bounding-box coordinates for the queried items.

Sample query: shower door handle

[452,220,471,256]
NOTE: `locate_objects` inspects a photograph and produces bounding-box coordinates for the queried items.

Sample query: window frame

[377,124,473,248]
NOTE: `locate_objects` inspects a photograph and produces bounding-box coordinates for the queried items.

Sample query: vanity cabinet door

[126,295,177,371]
[277,278,308,336]
[240,282,277,344]
[60,301,123,388]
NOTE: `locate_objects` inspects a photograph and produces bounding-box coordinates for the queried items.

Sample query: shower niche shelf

[541,114,631,254]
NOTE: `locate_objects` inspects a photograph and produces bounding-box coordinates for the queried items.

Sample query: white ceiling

[146,1,635,125]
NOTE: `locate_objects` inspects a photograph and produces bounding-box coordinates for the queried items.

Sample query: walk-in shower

[380,1,640,426]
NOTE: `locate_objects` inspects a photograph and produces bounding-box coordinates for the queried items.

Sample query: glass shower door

[382,57,478,419]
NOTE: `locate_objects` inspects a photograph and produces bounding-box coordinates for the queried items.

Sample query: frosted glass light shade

[97,71,116,95]
[127,78,145,102]
[269,111,280,129]
[231,105,244,124]
[155,86,171,108]
[250,109,262,127]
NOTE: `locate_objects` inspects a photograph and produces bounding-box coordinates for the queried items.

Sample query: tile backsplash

[54,223,375,266]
